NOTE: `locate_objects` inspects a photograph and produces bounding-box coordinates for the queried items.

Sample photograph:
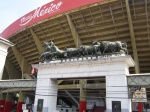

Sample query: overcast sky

[0,0,53,33]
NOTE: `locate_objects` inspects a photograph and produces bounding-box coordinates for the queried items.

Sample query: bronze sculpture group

[39,40,128,62]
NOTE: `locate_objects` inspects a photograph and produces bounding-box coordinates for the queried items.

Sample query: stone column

[17,92,26,112]
[106,65,132,112]
[0,93,6,111]
[79,80,86,112]
[34,78,58,112]
[0,37,14,80]
[4,93,13,112]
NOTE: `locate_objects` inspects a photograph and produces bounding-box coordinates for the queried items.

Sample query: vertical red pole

[16,92,25,112]
[0,100,5,112]
[79,101,86,112]
[79,80,87,112]
[16,102,24,112]
[4,101,12,112]
[138,102,143,112]
[4,93,13,112]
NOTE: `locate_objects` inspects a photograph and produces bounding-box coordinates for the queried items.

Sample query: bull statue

[100,41,127,54]
[39,40,66,62]
[64,47,81,58]
[39,52,54,62]
[39,40,128,62]
[78,41,101,56]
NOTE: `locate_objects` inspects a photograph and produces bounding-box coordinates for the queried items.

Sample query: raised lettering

[19,1,63,26]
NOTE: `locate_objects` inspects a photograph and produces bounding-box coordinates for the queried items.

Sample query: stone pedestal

[106,75,131,112]
[34,78,58,112]
[33,55,134,112]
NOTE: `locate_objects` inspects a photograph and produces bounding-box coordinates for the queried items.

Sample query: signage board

[132,88,147,102]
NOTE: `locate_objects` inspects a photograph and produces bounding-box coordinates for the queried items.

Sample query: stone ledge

[33,55,135,69]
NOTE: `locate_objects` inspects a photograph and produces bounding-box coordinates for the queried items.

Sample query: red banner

[1,0,103,38]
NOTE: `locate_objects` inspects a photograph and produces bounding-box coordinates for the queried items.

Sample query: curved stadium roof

[1,0,150,77]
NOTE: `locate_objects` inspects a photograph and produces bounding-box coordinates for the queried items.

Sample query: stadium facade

[0,0,150,112]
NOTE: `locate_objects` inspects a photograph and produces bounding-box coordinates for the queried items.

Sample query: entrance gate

[32,55,134,112]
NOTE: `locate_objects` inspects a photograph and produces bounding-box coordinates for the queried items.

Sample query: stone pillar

[4,93,13,112]
[17,92,25,112]
[34,78,58,112]
[106,72,132,112]
[79,80,86,112]
[0,37,14,80]
[0,93,6,112]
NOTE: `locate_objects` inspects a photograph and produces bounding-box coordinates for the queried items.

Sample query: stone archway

[33,55,134,112]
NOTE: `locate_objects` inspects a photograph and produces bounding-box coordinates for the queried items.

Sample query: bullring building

[0,0,150,112]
